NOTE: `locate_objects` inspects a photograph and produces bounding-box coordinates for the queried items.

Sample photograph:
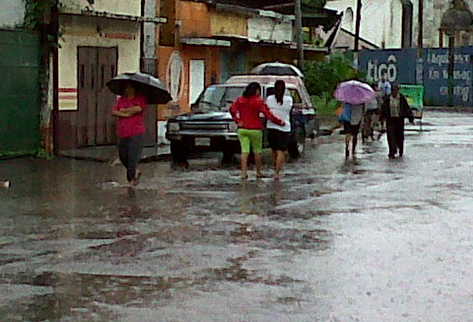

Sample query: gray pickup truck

[166,75,317,167]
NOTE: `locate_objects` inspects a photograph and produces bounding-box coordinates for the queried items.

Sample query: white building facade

[0,0,25,28]
[326,0,473,49]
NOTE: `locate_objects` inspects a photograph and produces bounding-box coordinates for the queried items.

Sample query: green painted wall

[0,30,41,156]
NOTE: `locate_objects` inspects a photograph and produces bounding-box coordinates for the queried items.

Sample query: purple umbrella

[334,80,375,105]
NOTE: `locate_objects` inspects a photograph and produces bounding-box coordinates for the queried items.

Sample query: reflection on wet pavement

[1,112,473,320]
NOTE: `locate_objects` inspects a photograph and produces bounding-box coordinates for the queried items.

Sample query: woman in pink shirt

[112,82,148,185]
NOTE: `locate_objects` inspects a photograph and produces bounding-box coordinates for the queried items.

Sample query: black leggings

[118,135,144,182]
[386,118,405,156]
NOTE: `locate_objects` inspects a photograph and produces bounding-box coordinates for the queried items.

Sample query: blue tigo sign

[359,49,417,85]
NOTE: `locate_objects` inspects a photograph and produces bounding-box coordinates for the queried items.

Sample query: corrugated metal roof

[189,0,341,30]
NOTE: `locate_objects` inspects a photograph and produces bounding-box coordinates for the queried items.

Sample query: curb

[424,106,473,113]
[58,152,171,164]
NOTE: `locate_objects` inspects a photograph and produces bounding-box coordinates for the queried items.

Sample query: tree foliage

[305,53,365,115]
[24,0,57,30]
[302,0,327,8]
[304,53,363,96]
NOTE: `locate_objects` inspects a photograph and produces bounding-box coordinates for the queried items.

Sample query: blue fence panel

[423,47,473,107]
[358,49,417,85]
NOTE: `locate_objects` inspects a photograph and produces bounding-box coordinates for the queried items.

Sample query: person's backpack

[338,103,352,123]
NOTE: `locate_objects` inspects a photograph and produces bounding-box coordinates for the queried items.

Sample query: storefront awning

[60,8,168,24]
[213,35,328,52]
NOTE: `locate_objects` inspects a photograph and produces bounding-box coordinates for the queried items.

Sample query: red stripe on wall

[59,88,78,93]
[59,95,77,100]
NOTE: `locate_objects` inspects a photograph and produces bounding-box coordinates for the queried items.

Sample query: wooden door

[97,47,118,145]
[78,47,97,146]
[77,47,118,147]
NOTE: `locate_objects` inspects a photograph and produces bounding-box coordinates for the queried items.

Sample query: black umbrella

[106,72,172,104]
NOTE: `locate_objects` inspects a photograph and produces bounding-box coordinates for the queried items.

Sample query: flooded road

[1,112,473,321]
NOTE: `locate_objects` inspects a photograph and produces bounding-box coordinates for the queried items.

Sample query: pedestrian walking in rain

[266,80,293,180]
[381,84,414,159]
[230,82,285,180]
[362,83,381,142]
[373,83,387,139]
[378,72,392,97]
[334,79,376,160]
[342,103,364,159]
[108,72,171,185]
[112,82,148,185]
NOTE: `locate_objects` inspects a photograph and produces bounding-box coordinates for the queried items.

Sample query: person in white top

[362,83,381,142]
[378,73,392,96]
[266,80,293,179]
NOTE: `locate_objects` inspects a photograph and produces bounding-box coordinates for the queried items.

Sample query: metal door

[0,30,41,155]
[77,47,118,146]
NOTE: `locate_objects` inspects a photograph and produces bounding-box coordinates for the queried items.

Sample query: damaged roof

[190,0,341,30]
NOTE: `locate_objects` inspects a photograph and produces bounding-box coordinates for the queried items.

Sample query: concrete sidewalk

[424,105,473,112]
[59,144,171,163]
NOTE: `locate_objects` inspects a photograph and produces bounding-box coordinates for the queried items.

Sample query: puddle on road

[77,230,140,240]
[207,251,303,286]
[1,270,205,321]
[229,224,331,251]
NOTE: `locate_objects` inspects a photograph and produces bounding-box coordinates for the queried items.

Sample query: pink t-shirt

[112,96,148,138]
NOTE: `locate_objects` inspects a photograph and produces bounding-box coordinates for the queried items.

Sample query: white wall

[327,0,473,49]
[60,0,141,17]
[248,16,293,43]
[0,0,25,28]
[58,15,141,110]
[325,0,412,49]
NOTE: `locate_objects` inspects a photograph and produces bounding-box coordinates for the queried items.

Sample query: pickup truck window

[288,89,302,104]
[197,86,244,112]
[267,87,303,104]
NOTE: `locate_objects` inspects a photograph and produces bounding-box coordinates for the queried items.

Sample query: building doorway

[189,59,205,105]
[77,46,118,146]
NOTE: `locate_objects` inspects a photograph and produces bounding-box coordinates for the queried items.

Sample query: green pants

[238,129,263,154]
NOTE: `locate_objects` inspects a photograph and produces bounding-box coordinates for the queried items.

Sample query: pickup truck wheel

[170,140,189,169]
[221,150,235,166]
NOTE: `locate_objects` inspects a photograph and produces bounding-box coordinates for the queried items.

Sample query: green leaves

[302,0,327,8]
[24,0,56,30]
[304,53,363,97]
[312,92,339,116]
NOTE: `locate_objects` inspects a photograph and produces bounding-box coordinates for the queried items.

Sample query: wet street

[1,111,473,321]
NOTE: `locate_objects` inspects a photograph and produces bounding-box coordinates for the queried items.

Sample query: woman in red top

[230,82,285,179]
[112,82,148,185]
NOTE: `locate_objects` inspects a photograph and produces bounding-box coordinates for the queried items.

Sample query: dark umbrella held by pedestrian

[107,72,172,104]
[107,72,171,186]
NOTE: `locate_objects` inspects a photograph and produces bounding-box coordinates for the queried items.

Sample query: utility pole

[51,0,60,155]
[295,0,304,69]
[447,34,455,106]
[354,0,362,51]
[417,0,423,48]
